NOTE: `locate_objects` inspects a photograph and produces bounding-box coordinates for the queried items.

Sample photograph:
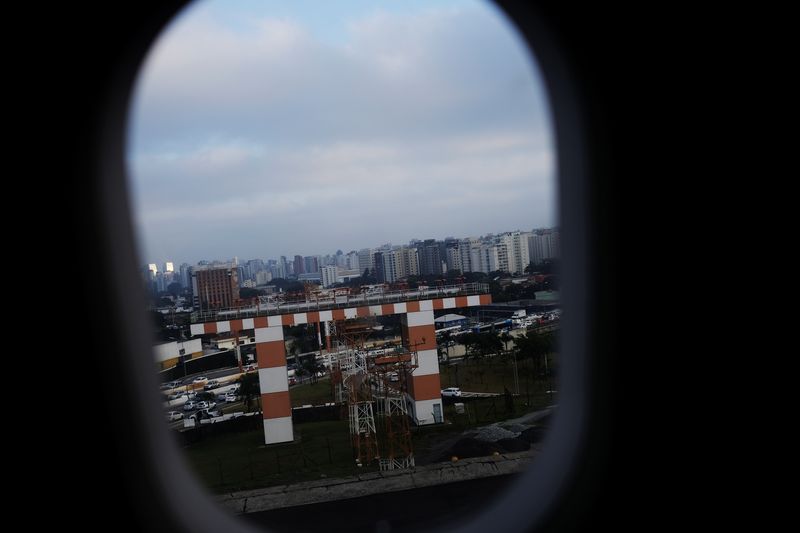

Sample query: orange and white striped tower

[190,317,293,443]
[252,316,294,444]
[400,303,443,425]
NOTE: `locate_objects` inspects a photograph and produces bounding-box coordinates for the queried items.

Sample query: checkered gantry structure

[189,294,491,444]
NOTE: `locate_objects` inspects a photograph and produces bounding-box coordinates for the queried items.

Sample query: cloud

[128,1,555,265]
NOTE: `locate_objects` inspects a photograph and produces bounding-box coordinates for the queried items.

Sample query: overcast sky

[127,0,556,267]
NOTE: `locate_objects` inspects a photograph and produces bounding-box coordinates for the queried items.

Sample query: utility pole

[545,351,552,402]
[233,329,242,372]
[512,349,519,395]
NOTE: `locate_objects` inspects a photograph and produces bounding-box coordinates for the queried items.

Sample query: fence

[183,420,366,494]
[190,282,490,323]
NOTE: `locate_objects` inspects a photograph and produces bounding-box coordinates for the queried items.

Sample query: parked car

[195,401,216,410]
[167,392,185,401]
[203,379,220,390]
[225,392,240,402]
[183,401,197,411]
[165,411,183,421]
[441,387,462,397]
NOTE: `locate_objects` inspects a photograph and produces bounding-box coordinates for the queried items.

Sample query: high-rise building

[512,231,531,273]
[191,263,240,311]
[358,248,375,275]
[179,263,191,289]
[418,239,442,277]
[489,232,531,274]
[346,251,360,270]
[321,265,338,288]
[256,270,272,285]
[459,238,480,273]
[293,255,305,276]
[497,236,511,273]
[383,250,399,283]
[528,229,560,265]
[377,246,419,283]
[304,255,319,274]
[278,256,288,279]
[403,247,419,277]
[445,241,462,273]
[246,259,265,282]
[373,251,385,283]
[482,245,500,273]
[466,243,499,274]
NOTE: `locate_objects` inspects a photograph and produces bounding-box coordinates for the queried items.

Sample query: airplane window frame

[86,1,613,532]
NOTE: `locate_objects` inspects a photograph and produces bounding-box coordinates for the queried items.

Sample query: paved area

[216,449,536,515]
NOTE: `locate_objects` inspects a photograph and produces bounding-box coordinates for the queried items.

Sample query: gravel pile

[499,423,530,434]
[471,424,520,442]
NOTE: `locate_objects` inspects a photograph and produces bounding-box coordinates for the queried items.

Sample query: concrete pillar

[254,316,293,444]
[400,309,443,426]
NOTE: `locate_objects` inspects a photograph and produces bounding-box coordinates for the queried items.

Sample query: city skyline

[128,0,556,270]
[142,225,558,270]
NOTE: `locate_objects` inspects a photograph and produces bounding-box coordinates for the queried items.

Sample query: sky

[127,0,556,267]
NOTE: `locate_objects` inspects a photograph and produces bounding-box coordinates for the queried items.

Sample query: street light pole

[512,350,519,395]
[230,327,243,372]
[544,351,552,402]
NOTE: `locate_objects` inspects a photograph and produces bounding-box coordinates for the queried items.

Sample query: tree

[500,331,514,353]
[519,285,538,300]
[477,332,503,358]
[514,331,555,378]
[445,269,462,280]
[239,287,263,299]
[461,332,482,361]
[300,357,324,384]
[287,342,300,358]
[462,271,489,283]
[238,372,261,412]
[361,269,377,284]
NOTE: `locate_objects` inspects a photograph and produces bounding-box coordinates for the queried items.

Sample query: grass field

[182,352,557,494]
[181,419,373,493]
[289,379,335,407]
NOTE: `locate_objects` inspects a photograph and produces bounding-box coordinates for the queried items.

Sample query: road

[163,321,558,425]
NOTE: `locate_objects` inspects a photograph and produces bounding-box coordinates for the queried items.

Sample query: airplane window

[125,1,565,531]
